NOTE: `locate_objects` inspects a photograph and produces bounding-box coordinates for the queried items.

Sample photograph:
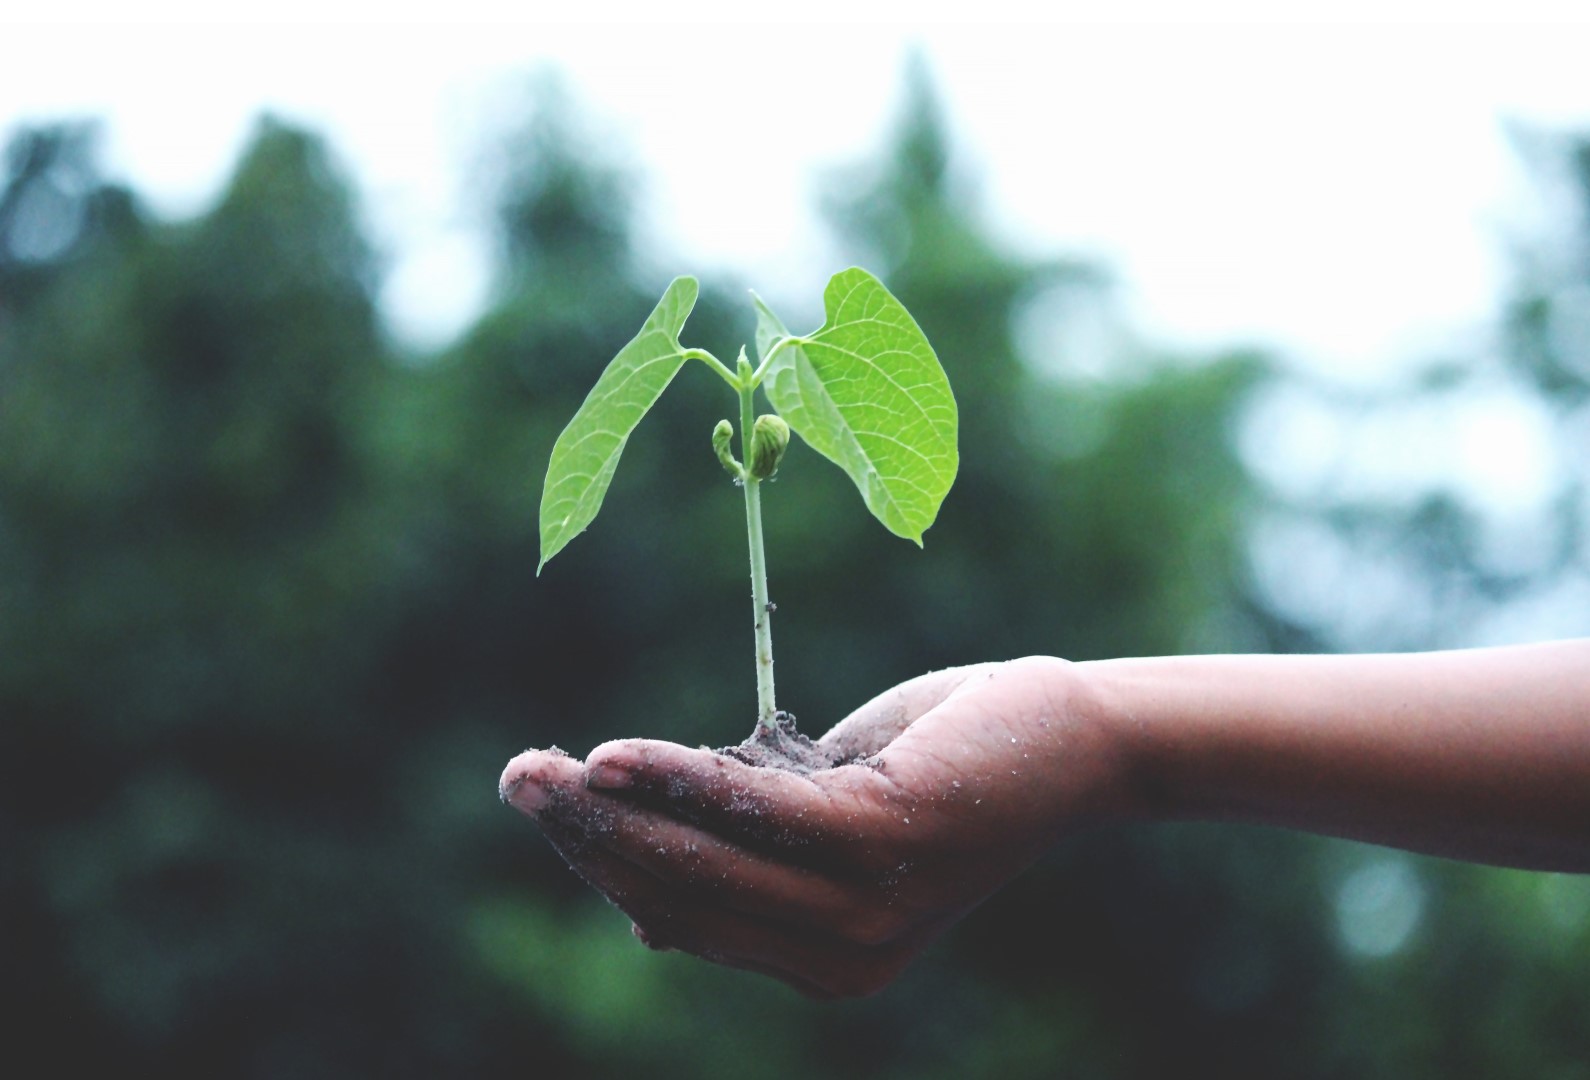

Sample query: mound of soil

[719,710,845,774]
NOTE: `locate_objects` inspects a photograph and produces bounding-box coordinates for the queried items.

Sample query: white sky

[6,6,1590,374]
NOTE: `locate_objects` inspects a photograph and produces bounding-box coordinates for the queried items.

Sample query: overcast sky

[7,9,1590,374]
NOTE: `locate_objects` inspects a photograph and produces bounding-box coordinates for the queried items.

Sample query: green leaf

[752,290,787,368]
[760,268,958,544]
[538,276,699,573]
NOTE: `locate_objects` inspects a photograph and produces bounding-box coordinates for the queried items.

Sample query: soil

[719,710,848,774]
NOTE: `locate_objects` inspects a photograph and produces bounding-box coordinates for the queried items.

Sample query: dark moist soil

[719,710,847,775]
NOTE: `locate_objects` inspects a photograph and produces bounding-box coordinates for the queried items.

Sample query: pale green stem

[748,335,803,384]
[682,347,739,390]
[737,354,778,732]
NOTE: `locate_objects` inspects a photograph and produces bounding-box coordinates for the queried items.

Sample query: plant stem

[737,359,777,733]
[682,347,739,390]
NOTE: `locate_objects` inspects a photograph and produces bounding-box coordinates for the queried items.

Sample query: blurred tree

[0,64,1298,1080]
[0,116,541,1076]
[4,60,1584,1080]
[1241,127,1590,657]
[1507,133,1590,406]
[0,122,139,309]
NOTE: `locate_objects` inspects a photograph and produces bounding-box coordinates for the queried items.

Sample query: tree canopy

[1,69,1586,1078]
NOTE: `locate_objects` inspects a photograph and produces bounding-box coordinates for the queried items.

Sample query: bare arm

[500,640,1590,997]
[1092,640,1590,871]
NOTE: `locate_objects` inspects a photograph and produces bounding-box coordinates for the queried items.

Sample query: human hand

[499,656,1129,998]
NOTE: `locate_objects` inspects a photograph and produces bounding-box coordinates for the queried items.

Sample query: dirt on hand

[719,710,849,774]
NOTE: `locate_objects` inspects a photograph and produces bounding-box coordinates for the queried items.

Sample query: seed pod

[748,414,790,480]
[712,419,744,480]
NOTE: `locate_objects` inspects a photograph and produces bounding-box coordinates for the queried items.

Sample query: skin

[499,640,1590,999]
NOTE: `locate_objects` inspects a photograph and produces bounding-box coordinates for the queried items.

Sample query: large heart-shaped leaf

[538,277,698,572]
[760,268,958,544]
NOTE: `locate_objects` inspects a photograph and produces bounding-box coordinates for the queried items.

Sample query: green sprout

[537,268,958,737]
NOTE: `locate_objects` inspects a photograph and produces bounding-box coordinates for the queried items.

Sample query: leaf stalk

[683,347,740,390]
[749,335,801,384]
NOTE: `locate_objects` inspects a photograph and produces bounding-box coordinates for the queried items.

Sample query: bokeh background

[4,16,1589,1078]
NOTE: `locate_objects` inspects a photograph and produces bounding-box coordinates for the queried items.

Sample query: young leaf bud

[748,414,791,480]
[712,419,744,480]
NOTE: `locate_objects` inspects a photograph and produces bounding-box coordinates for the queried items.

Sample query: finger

[505,749,923,995]
[637,898,917,1000]
[816,663,998,760]
[583,739,904,857]
[567,788,926,945]
[500,747,586,815]
[509,745,910,937]
[536,819,912,999]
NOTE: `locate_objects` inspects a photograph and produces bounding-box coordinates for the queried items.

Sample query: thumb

[817,664,999,761]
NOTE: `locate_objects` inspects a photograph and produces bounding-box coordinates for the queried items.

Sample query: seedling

[538,268,957,747]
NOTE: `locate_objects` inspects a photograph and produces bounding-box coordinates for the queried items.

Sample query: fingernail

[500,772,550,812]
[586,763,633,790]
[632,923,673,952]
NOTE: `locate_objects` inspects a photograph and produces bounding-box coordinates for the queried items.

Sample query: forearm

[1079,641,1590,871]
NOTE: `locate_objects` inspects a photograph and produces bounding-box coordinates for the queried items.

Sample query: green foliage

[537,275,699,571]
[537,266,957,569]
[536,263,957,729]
[759,268,958,544]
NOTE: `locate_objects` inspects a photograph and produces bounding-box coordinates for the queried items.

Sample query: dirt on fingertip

[719,711,853,775]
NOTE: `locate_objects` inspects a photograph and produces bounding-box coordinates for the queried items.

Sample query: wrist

[1066,657,1170,826]
[1008,655,1149,832]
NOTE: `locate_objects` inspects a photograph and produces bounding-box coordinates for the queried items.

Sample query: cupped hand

[499,656,1128,998]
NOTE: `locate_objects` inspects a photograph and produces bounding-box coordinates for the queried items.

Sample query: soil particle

[719,710,847,774]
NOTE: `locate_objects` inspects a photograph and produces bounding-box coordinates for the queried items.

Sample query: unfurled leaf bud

[748,414,790,480]
[712,419,744,480]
